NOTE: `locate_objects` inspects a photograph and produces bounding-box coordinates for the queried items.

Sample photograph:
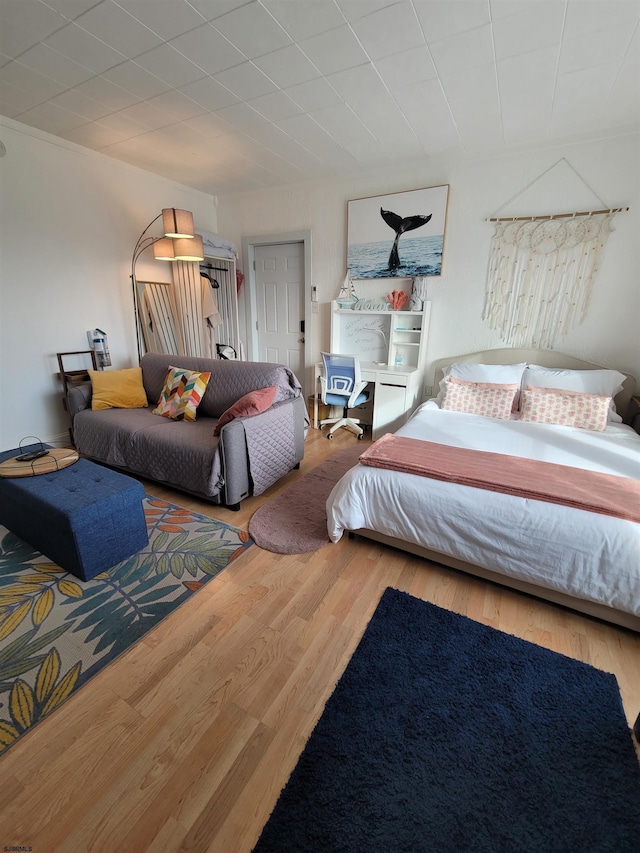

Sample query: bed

[326,348,640,631]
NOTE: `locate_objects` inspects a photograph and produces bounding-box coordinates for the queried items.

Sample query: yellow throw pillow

[89,367,148,411]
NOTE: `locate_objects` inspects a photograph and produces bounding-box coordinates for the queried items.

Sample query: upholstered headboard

[431,348,636,421]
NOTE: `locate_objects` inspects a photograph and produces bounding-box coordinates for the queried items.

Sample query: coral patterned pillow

[153,366,211,421]
[441,377,518,420]
[520,386,610,431]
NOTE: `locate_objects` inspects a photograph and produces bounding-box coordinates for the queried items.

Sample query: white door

[254,243,304,374]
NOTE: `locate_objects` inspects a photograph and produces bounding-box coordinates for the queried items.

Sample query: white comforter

[327,402,640,617]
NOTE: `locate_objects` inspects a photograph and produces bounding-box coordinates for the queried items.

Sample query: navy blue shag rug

[254,588,640,852]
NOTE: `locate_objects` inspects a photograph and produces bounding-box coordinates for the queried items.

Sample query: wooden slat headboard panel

[431,348,636,421]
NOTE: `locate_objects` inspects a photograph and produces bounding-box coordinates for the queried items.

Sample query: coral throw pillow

[213,385,278,436]
[441,377,518,420]
[89,367,148,411]
[153,366,211,422]
[520,386,610,431]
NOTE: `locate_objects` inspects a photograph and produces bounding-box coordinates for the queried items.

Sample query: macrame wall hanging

[483,158,628,349]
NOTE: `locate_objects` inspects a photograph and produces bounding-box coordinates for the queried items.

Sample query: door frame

[242,230,312,398]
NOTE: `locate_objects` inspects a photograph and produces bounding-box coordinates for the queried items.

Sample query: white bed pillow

[436,362,527,408]
[522,365,626,422]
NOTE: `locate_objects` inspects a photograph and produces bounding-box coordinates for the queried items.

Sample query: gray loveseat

[70,353,308,509]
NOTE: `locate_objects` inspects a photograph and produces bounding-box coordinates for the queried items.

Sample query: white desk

[313,361,423,440]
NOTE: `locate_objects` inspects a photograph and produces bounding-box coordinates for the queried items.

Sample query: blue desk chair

[319,353,370,440]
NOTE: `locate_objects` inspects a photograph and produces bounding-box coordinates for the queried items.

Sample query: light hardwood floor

[1,427,639,852]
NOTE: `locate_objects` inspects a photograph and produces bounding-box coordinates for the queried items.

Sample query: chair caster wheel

[327,433,334,440]
[357,433,364,440]
[319,424,325,430]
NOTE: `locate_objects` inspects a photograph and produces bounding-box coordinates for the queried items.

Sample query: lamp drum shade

[173,235,204,261]
[162,208,195,239]
[153,237,177,261]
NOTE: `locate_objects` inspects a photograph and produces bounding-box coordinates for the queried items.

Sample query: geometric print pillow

[441,376,519,420]
[519,386,610,432]
[152,366,211,422]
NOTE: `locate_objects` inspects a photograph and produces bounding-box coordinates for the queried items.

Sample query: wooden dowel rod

[486,207,629,223]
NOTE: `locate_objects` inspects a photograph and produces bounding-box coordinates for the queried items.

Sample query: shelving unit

[330,301,430,370]
[322,301,431,438]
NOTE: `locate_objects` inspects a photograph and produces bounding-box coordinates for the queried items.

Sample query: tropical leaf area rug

[0,497,252,755]
[254,588,640,853]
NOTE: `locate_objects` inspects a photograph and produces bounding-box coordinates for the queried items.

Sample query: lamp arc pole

[129,208,201,363]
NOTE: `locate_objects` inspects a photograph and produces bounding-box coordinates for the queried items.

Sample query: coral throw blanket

[358,433,640,523]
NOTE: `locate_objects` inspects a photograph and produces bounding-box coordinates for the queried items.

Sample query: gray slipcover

[71,353,308,507]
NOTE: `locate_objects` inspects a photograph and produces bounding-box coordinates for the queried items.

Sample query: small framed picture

[347,185,449,279]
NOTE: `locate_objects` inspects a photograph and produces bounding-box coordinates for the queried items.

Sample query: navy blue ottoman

[0,446,149,581]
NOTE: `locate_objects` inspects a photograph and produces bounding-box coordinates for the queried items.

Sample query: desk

[313,361,423,440]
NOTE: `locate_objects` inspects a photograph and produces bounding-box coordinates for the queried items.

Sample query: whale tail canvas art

[380,208,433,270]
[347,185,449,280]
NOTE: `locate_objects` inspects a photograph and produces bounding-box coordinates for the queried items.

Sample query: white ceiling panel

[263,0,346,41]
[253,43,321,88]
[284,76,344,112]
[61,120,131,148]
[134,43,208,88]
[184,110,235,137]
[299,25,369,75]
[276,111,360,165]
[550,61,622,135]
[116,100,177,131]
[188,1,254,23]
[214,100,275,132]
[394,76,462,153]
[17,100,88,133]
[211,1,292,59]
[0,0,637,196]
[168,24,246,76]
[440,63,504,148]
[71,74,141,111]
[178,75,240,111]
[563,0,640,37]
[146,89,209,121]
[50,87,114,120]
[414,0,491,43]
[102,60,172,100]
[116,0,207,41]
[375,45,438,91]
[16,42,96,88]
[492,2,565,61]
[351,2,424,61]
[74,1,163,58]
[428,23,495,77]
[248,89,303,122]
[0,0,66,56]
[43,0,101,20]
[0,77,56,112]
[308,101,388,162]
[0,59,65,99]
[558,24,636,75]
[337,0,398,23]
[213,60,278,100]
[44,22,127,73]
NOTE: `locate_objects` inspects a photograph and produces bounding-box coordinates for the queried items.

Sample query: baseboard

[45,432,72,448]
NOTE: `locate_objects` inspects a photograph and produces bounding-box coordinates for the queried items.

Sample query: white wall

[0,118,217,449]
[1,119,636,450]
[218,133,639,397]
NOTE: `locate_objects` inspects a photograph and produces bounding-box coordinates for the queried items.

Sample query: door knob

[299,337,305,343]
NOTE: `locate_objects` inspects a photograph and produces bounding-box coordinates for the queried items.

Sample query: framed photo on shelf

[347,185,449,280]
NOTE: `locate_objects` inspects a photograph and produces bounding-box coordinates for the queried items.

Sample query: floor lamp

[130,208,204,361]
